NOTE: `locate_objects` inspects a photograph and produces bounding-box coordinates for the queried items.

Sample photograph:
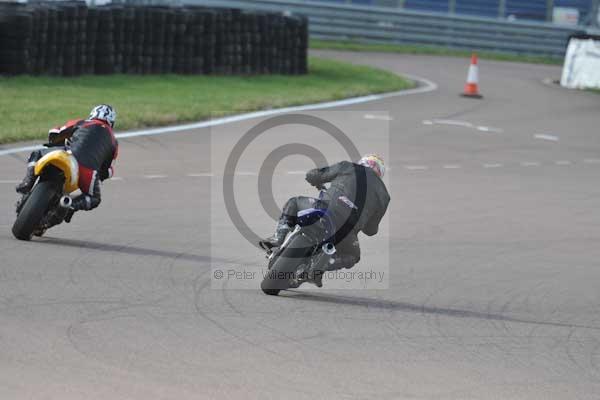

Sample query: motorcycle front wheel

[261,232,314,296]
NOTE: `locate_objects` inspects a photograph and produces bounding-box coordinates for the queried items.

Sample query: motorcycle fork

[266,225,301,262]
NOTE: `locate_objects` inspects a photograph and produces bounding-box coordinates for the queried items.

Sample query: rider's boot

[311,268,325,288]
[64,208,76,223]
[15,165,36,194]
[63,195,89,224]
[327,255,359,271]
[259,221,291,251]
[310,255,358,288]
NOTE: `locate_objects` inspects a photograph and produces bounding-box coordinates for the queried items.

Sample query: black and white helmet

[89,104,116,128]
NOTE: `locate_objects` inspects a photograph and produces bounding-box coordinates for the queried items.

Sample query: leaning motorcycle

[260,189,338,296]
[12,148,79,240]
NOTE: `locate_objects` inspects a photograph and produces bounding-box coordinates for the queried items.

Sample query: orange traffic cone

[461,53,483,99]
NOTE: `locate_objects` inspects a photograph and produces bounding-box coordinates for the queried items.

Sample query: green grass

[311,39,563,65]
[0,57,413,144]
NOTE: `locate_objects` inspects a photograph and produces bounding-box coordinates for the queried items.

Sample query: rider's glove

[64,208,75,223]
[305,168,322,188]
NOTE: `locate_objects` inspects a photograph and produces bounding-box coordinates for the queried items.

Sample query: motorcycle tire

[12,180,59,241]
[260,232,313,296]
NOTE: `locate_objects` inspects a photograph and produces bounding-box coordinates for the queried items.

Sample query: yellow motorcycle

[12,149,80,240]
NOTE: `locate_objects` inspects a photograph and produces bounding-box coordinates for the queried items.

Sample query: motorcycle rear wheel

[12,181,59,241]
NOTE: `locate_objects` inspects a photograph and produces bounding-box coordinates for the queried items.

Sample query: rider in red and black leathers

[16,104,118,222]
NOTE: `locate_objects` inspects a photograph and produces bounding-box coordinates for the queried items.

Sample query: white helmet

[89,104,116,128]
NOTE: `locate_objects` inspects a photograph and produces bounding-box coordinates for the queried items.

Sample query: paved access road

[0,50,599,399]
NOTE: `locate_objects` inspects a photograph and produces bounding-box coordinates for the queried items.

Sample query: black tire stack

[201,8,216,75]
[85,7,98,74]
[287,14,309,75]
[45,5,58,74]
[31,5,46,75]
[129,6,145,74]
[0,3,308,76]
[62,2,83,76]
[109,6,125,74]
[121,7,136,74]
[94,7,114,75]
[0,3,33,75]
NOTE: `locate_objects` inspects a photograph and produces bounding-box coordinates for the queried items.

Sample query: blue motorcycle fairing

[296,206,336,243]
[297,207,326,227]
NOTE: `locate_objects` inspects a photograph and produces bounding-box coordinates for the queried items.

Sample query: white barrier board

[561,36,600,89]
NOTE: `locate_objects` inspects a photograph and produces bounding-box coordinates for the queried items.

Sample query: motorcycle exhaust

[322,242,336,256]
[59,195,72,209]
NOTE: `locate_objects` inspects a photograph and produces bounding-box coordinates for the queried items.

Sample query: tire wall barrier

[0,1,308,76]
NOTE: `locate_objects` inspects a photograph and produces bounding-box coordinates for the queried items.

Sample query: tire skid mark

[163,235,207,293]
[564,328,588,375]
[283,292,600,331]
[192,273,292,360]
[64,291,226,374]
[590,338,600,377]
[66,296,169,361]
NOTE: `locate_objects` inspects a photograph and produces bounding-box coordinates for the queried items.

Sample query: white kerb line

[534,134,559,142]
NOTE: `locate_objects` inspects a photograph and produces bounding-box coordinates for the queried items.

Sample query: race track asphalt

[0,50,599,399]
